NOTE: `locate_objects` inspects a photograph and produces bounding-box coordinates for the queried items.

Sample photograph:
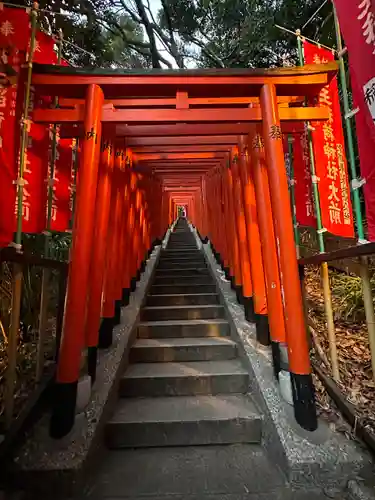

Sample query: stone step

[141,304,225,321]
[159,253,203,261]
[130,337,237,363]
[158,260,205,269]
[161,249,201,255]
[106,394,261,448]
[154,275,213,285]
[137,318,230,338]
[167,244,197,249]
[146,293,219,307]
[157,256,207,269]
[168,240,196,243]
[120,360,249,397]
[150,283,217,295]
[155,268,210,277]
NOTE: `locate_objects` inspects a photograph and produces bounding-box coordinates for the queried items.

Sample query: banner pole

[332,3,364,241]
[296,31,340,383]
[332,1,375,382]
[14,2,38,249]
[286,135,300,257]
[45,29,63,254]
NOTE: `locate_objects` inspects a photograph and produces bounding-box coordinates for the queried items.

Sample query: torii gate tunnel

[31,62,337,438]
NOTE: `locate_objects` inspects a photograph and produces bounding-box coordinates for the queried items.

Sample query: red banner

[0,9,63,246]
[334,0,375,240]
[0,6,30,52]
[19,30,57,234]
[33,31,57,65]
[0,51,19,247]
[293,132,317,228]
[51,137,73,232]
[304,41,354,238]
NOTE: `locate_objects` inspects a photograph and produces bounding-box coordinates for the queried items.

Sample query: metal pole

[296,32,340,383]
[332,1,375,382]
[14,2,38,250]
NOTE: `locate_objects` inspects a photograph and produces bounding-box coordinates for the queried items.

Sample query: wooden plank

[31,65,335,91]
[135,152,224,160]
[58,95,304,108]
[33,106,329,124]
[131,145,231,153]
[126,136,239,146]
[0,247,68,271]
[298,242,375,266]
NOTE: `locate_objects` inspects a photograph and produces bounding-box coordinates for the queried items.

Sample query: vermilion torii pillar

[260,83,317,431]
[99,150,126,348]
[249,124,287,378]
[51,84,104,438]
[86,137,114,383]
[231,151,254,322]
[222,162,243,303]
[236,137,269,343]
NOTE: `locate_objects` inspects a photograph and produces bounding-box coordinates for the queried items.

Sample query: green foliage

[331,273,367,322]
[159,0,335,68]
[5,0,339,69]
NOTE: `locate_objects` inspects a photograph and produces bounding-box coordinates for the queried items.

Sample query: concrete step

[146,293,219,307]
[158,259,206,267]
[130,337,237,363]
[154,275,214,285]
[158,260,205,269]
[141,304,225,321]
[106,394,261,448]
[167,244,197,249]
[137,318,230,338]
[120,360,249,397]
[155,268,210,277]
[161,249,201,255]
[159,253,203,261]
[150,283,217,295]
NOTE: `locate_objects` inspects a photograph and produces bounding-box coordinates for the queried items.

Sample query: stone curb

[194,230,372,491]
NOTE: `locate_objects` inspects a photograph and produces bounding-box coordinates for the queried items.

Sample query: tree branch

[160,0,184,67]
[188,35,225,67]
[133,0,162,67]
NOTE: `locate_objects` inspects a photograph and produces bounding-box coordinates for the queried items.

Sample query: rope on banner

[275,24,337,54]
[302,0,328,30]
[62,39,96,60]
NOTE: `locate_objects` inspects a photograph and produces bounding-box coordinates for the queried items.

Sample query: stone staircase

[83,219,359,500]
[105,217,262,449]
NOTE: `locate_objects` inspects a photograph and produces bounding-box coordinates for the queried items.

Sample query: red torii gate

[30,62,337,437]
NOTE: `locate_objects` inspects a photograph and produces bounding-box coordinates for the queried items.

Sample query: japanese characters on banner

[304,41,354,238]
[51,137,73,232]
[0,6,73,247]
[0,49,20,247]
[333,0,375,240]
[14,28,56,234]
[290,132,317,228]
[0,4,30,52]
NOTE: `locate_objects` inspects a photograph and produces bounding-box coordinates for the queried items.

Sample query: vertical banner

[0,7,29,246]
[0,6,30,52]
[293,132,317,228]
[304,41,354,238]
[51,137,73,232]
[23,86,49,233]
[0,50,19,247]
[333,0,375,240]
